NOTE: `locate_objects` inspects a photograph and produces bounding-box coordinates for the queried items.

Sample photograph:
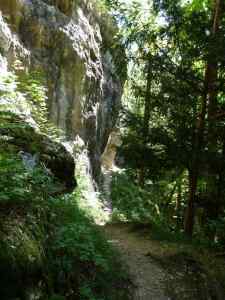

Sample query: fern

[0,69,63,140]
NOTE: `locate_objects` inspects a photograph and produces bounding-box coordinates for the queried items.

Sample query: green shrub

[111,170,155,222]
[0,69,62,139]
[47,193,131,300]
[0,152,56,205]
[49,295,65,300]
[0,151,131,299]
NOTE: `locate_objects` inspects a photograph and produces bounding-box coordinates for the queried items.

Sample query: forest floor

[101,223,225,300]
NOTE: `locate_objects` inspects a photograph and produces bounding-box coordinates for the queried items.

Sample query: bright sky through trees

[123,0,167,25]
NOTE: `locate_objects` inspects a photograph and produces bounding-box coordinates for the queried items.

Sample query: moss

[42,0,74,16]
[0,110,76,190]
[0,0,23,29]
[0,196,132,299]
[0,214,47,299]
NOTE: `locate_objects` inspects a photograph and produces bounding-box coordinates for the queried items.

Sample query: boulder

[0,110,76,191]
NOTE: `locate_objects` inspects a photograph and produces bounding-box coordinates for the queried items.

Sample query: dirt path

[103,223,170,300]
[102,223,225,300]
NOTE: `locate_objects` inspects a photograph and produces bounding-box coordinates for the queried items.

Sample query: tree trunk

[176,177,182,229]
[184,0,222,236]
[139,55,152,186]
[184,169,197,235]
[205,0,224,241]
[207,0,221,160]
[143,56,152,139]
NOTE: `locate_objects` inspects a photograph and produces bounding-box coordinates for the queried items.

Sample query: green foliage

[0,152,56,204]
[111,170,161,222]
[0,149,131,299]
[17,71,49,131]
[0,62,130,298]
[50,198,108,268]
[108,0,225,245]
[49,296,65,300]
[0,71,17,96]
[207,217,225,248]
[149,222,190,244]
[111,169,187,229]
[0,151,53,299]
[46,191,131,300]
[0,69,62,139]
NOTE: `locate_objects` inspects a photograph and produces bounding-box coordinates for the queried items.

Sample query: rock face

[101,129,122,170]
[0,0,125,182]
[0,109,76,191]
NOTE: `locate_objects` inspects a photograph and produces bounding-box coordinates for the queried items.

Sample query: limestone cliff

[0,0,125,181]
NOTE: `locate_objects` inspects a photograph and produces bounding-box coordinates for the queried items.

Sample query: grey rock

[0,0,125,183]
[0,110,76,191]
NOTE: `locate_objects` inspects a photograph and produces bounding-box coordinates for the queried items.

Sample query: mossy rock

[0,110,76,191]
[0,216,46,300]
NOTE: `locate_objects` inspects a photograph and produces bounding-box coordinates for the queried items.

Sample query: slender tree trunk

[176,177,182,229]
[139,55,152,186]
[185,169,198,235]
[205,0,224,241]
[184,0,222,236]
[143,56,152,138]
[207,0,221,150]
[138,168,145,187]
[184,62,210,236]
[214,141,225,241]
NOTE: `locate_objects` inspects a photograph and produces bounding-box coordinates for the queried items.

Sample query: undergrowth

[0,151,131,300]
[0,68,62,139]
[111,170,160,223]
[111,170,225,250]
[0,64,131,300]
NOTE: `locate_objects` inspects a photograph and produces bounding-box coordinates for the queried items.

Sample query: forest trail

[102,223,170,300]
[102,223,225,300]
